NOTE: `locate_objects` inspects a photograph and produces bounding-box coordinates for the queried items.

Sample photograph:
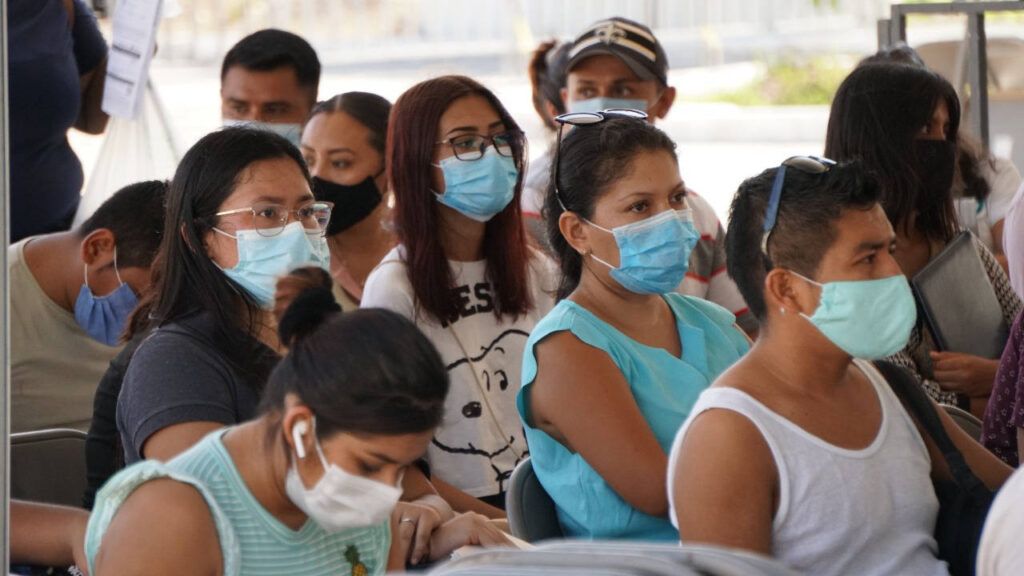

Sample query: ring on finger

[400,517,417,524]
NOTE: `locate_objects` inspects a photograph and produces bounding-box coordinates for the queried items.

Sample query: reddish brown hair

[387,75,532,324]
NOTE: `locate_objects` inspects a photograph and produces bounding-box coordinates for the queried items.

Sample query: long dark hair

[858,45,991,203]
[546,118,678,300]
[262,287,449,437]
[127,127,311,378]
[387,75,532,324]
[824,62,961,241]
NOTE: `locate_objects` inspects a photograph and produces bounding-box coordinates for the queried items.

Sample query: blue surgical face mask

[793,272,917,359]
[213,221,330,309]
[222,119,302,149]
[74,249,139,346]
[587,209,699,294]
[569,97,649,115]
[433,147,518,222]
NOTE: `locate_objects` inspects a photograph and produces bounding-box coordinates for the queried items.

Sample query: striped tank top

[85,429,390,576]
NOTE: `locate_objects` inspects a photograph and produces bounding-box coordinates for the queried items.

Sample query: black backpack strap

[872,360,990,500]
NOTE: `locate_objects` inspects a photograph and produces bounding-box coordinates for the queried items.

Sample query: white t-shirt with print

[361,246,557,497]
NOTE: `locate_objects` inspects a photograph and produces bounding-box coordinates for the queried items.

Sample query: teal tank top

[518,293,749,541]
[85,430,390,576]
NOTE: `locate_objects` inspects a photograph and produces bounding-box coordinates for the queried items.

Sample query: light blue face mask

[222,119,302,149]
[569,97,649,115]
[433,147,518,222]
[587,209,700,294]
[214,221,330,309]
[74,249,138,346]
[793,272,917,359]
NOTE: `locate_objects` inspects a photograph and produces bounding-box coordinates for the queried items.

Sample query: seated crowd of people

[11,11,1024,576]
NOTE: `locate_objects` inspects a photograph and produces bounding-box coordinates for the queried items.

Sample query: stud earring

[779,307,786,315]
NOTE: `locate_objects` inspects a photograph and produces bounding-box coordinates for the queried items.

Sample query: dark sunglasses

[552,108,649,211]
[761,155,837,257]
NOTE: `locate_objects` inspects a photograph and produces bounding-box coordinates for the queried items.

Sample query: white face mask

[222,119,302,149]
[285,418,403,532]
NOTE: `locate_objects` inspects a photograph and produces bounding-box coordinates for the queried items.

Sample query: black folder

[910,231,1009,359]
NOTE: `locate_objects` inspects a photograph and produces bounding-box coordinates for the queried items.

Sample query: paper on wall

[101,0,163,119]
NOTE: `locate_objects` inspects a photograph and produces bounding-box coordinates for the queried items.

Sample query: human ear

[80,229,117,267]
[558,211,591,256]
[282,401,316,459]
[651,86,677,120]
[765,268,818,317]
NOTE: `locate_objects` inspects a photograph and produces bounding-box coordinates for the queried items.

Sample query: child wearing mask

[11,180,165,433]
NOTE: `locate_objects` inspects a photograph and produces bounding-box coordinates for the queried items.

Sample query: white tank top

[668,359,949,576]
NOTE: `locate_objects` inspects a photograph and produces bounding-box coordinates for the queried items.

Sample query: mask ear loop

[112,246,125,286]
[446,324,523,461]
[579,218,619,272]
[787,270,824,321]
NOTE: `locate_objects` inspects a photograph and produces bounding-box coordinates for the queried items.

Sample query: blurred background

[72,0,1024,222]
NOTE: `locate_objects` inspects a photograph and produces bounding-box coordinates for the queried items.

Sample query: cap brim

[567,45,660,83]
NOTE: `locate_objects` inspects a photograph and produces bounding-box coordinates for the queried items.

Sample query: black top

[83,332,145,509]
[115,312,279,466]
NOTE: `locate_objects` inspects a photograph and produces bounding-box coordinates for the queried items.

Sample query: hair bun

[278,286,342,348]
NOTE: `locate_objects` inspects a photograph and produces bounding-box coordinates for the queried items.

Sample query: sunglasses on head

[761,155,837,258]
[552,108,649,211]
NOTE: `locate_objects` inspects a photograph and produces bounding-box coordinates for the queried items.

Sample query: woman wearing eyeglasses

[517,111,749,541]
[116,127,334,465]
[825,62,1021,419]
[361,75,557,518]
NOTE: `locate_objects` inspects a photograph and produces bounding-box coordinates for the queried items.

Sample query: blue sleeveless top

[85,430,390,576]
[518,294,749,540]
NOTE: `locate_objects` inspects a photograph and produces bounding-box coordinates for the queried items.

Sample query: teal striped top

[85,430,390,576]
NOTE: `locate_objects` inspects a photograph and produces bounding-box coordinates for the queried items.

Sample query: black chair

[505,457,564,542]
[11,428,88,507]
[941,404,983,441]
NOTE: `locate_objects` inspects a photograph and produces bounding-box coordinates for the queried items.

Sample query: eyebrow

[575,78,643,86]
[366,451,398,465]
[854,239,892,253]
[622,182,685,199]
[252,195,288,204]
[445,120,505,136]
[326,147,356,155]
[251,193,315,204]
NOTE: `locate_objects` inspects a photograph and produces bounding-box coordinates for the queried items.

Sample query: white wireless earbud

[292,419,309,459]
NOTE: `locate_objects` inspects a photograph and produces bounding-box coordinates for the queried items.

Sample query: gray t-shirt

[117,312,278,464]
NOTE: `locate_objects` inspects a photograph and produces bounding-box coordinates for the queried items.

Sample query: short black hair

[545,117,677,300]
[220,29,321,98]
[79,180,168,269]
[726,161,881,320]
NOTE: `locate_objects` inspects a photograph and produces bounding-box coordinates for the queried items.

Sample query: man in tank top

[666,158,1011,576]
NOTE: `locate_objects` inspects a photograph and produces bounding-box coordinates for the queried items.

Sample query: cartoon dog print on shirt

[431,281,532,495]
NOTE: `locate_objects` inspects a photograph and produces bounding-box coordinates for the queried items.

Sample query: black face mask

[914,138,957,199]
[312,175,383,236]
